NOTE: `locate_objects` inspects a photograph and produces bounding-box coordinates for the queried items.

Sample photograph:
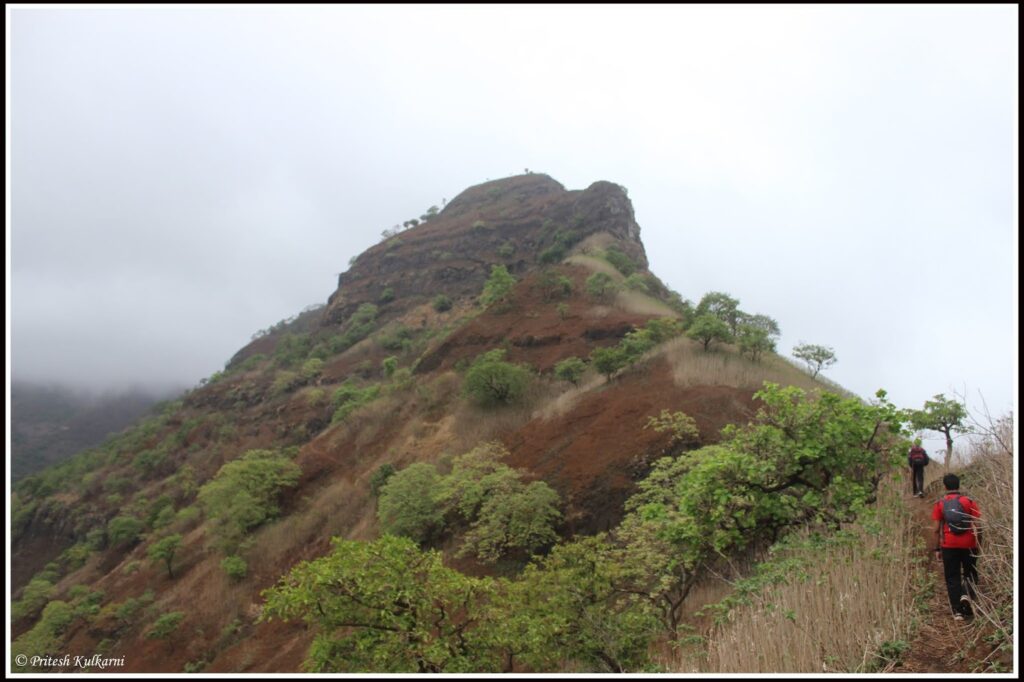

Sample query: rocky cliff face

[321,174,647,327]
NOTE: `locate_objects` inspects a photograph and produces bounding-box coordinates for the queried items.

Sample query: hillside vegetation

[11,173,981,674]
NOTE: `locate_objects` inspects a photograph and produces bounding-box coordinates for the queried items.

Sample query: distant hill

[10,382,182,481]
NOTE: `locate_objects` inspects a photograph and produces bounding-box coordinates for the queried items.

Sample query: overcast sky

[7,6,1018,437]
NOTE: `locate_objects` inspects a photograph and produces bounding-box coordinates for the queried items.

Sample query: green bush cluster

[369,463,397,497]
[221,555,248,581]
[273,333,314,368]
[538,269,573,301]
[264,385,905,674]
[12,576,55,621]
[602,246,636,276]
[553,357,586,386]
[197,449,301,553]
[308,303,379,360]
[107,515,144,548]
[11,601,75,672]
[432,294,453,312]
[589,317,685,381]
[377,326,415,353]
[330,381,382,423]
[463,349,533,408]
[147,611,185,639]
[585,272,618,301]
[376,443,561,562]
[538,226,582,264]
[479,265,516,309]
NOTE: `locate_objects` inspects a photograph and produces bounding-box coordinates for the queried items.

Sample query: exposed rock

[322,174,647,328]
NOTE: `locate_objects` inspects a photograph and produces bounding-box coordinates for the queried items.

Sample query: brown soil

[414,263,654,375]
[505,355,758,534]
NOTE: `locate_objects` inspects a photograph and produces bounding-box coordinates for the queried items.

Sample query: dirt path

[892,483,974,674]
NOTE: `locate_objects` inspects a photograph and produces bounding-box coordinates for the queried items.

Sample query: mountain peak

[322,174,646,327]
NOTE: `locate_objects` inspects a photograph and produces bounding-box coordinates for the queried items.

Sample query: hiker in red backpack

[907,438,930,497]
[932,473,981,621]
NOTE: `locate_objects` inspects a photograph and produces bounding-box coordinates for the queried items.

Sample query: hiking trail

[892,481,976,674]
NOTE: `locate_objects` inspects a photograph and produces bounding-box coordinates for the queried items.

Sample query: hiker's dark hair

[943,473,960,490]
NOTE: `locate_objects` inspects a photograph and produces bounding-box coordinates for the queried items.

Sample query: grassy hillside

[11,175,887,674]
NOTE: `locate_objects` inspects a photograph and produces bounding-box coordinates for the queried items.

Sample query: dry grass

[564,253,622,278]
[954,413,1014,671]
[660,337,847,394]
[688,477,921,673]
[448,385,551,454]
[572,231,618,256]
[613,289,680,317]
[532,372,604,421]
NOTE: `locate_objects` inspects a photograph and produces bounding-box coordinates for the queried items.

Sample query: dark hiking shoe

[960,594,973,616]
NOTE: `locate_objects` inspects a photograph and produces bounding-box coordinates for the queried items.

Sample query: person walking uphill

[932,473,981,621]
[908,439,930,497]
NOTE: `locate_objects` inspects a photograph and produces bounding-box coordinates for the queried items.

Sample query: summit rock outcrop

[322,173,647,327]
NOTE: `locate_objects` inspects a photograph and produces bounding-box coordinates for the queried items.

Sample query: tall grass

[613,289,680,317]
[955,413,1014,672]
[661,337,854,396]
[693,476,923,673]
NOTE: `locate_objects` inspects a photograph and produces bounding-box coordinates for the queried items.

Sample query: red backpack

[909,446,928,464]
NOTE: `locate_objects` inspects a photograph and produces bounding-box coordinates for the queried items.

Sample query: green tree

[585,272,619,302]
[737,325,775,362]
[381,356,398,378]
[908,393,969,468]
[147,534,182,578]
[617,384,904,632]
[695,291,740,335]
[554,357,586,386]
[591,346,629,381]
[377,463,445,544]
[433,443,562,563]
[792,342,837,378]
[508,535,660,672]
[107,515,144,547]
[686,314,732,351]
[464,349,533,407]
[261,535,503,673]
[197,449,301,553]
[644,317,685,343]
[620,327,657,360]
[437,443,518,520]
[737,312,781,338]
[479,264,516,309]
[644,409,700,450]
[459,480,561,563]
